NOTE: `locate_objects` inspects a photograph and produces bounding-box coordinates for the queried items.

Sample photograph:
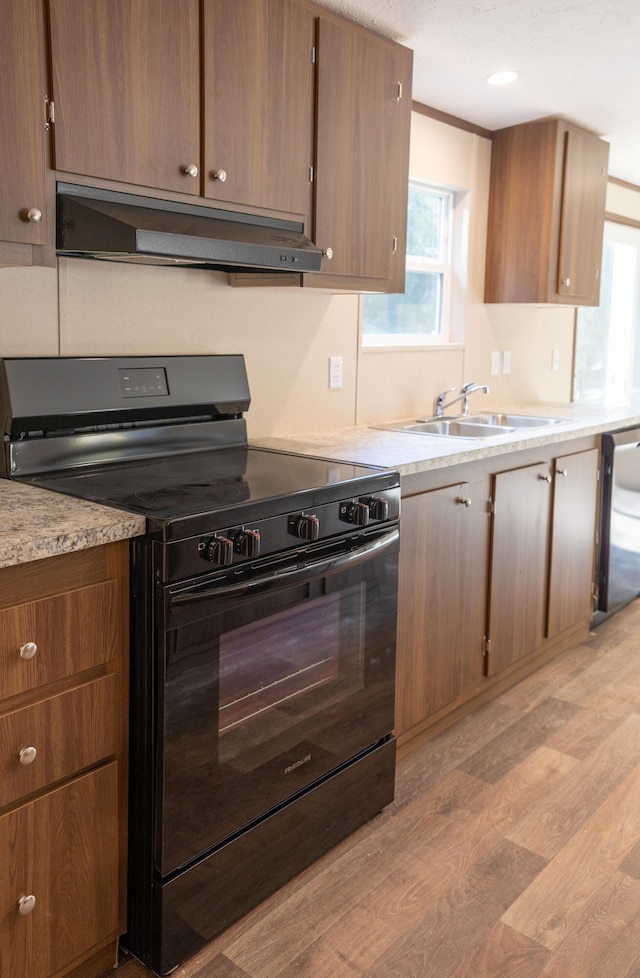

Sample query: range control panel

[158,485,401,582]
[199,490,400,567]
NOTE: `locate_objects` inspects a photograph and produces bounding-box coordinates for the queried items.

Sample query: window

[361,180,461,347]
[574,220,640,403]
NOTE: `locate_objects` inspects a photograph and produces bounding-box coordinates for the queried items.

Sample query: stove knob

[234,528,261,559]
[204,536,233,566]
[362,496,390,521]
[339,501,369,527]
[290,514,320,541]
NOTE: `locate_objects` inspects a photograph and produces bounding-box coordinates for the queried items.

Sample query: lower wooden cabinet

[396,479,490,731]
[0,764,118,978]
[0,542,129,978]
[547,448,600,638]
[486,461,552,676]
[396,439,600,746]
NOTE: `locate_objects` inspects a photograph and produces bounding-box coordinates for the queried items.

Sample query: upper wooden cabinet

[202,0,315,221]
[48,0,315,221]
[305,17,413,291]
[485,118,609,305]
[0,0,50,265]
[48,0,201,196]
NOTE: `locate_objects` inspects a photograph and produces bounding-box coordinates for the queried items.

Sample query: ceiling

[316,0,640,187]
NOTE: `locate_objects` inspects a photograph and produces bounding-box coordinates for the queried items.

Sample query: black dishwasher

[595,427,640,623]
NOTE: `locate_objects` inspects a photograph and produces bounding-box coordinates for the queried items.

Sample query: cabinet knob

[19,746,37,766]
[557,467,568,477]
[456,497,472,507]
[182,163,198,178]
[19,642,38,660]
[539,473,552,483]
[322,247,333,260]
[212,169,227,182]
[22,208,42,224]
[18,894,36,916]
[561,277,571,287]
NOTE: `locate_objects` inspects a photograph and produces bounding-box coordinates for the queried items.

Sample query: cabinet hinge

[312,45,316,64]
[309,165,314,183]
[44,95,55,130]
[489,498,496,515]
[592,582,599,609]
[397,81,403,101]
[483,636,491,656]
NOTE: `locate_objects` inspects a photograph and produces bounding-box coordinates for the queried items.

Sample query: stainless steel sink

[465,413,564,427]
[374,410,568,438]
[382,419,515,438]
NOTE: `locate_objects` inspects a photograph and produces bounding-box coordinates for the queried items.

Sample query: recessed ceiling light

[487,70,519,86]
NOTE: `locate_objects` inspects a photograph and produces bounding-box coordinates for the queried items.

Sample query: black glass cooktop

[24,445,391,539]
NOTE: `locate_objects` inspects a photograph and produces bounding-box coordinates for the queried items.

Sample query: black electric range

[0,355,401,974]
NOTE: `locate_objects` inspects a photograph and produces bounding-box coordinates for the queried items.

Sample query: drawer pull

[19,642,38,660]
[19,746,37,766]
[18,894,36,916]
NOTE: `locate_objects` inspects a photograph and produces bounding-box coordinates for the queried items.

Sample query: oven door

[152,524,399,876]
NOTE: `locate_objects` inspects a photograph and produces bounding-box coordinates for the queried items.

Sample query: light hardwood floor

[117,599,640,977]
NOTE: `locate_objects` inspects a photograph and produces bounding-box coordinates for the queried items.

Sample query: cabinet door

[396,480,490,735]
[557,128,609,303]
[312,19,412,289]
[485,119,608,305]
[0,580,120,699]
[0,675,116,808]
[0,0,48,248]
[202,0,314,220]
[487,462,552,676]
[0,763,118,978]
[48,0,200,194]
[547,448,599,637]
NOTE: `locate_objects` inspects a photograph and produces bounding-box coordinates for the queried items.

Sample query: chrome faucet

[433,382,490,417]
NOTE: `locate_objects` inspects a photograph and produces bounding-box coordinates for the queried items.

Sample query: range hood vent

[56,183,322,273]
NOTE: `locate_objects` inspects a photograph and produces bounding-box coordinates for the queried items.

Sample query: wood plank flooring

[116,599,640,978]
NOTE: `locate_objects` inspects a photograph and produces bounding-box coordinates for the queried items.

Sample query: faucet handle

[434,387,457,416]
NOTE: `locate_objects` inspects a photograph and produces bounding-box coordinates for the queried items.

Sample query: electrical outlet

[329,355,343,390]
[502,350,511,375]
[552,349,560,372]
[490,351,500,376]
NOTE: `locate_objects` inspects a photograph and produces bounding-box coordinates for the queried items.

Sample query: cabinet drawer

[0,763,118,978]
[0,674,116,808]
[0,579,120,698]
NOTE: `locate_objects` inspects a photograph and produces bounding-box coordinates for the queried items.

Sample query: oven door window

[156,533,398,875]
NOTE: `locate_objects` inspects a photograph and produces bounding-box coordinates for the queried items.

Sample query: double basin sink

[378,413,565,439]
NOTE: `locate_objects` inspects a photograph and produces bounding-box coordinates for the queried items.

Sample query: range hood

[56,182,322,273]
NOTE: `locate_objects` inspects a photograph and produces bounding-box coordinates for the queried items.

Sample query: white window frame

[360,179,466,349]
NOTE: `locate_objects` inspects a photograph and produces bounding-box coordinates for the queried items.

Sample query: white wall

[1,111,638,438]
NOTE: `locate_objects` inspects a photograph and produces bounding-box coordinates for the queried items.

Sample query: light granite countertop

[3,401,640,570]
[0,481,146,569]
[254,402,640,476]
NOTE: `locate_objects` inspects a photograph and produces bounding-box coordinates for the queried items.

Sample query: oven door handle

[169,527,399,608]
